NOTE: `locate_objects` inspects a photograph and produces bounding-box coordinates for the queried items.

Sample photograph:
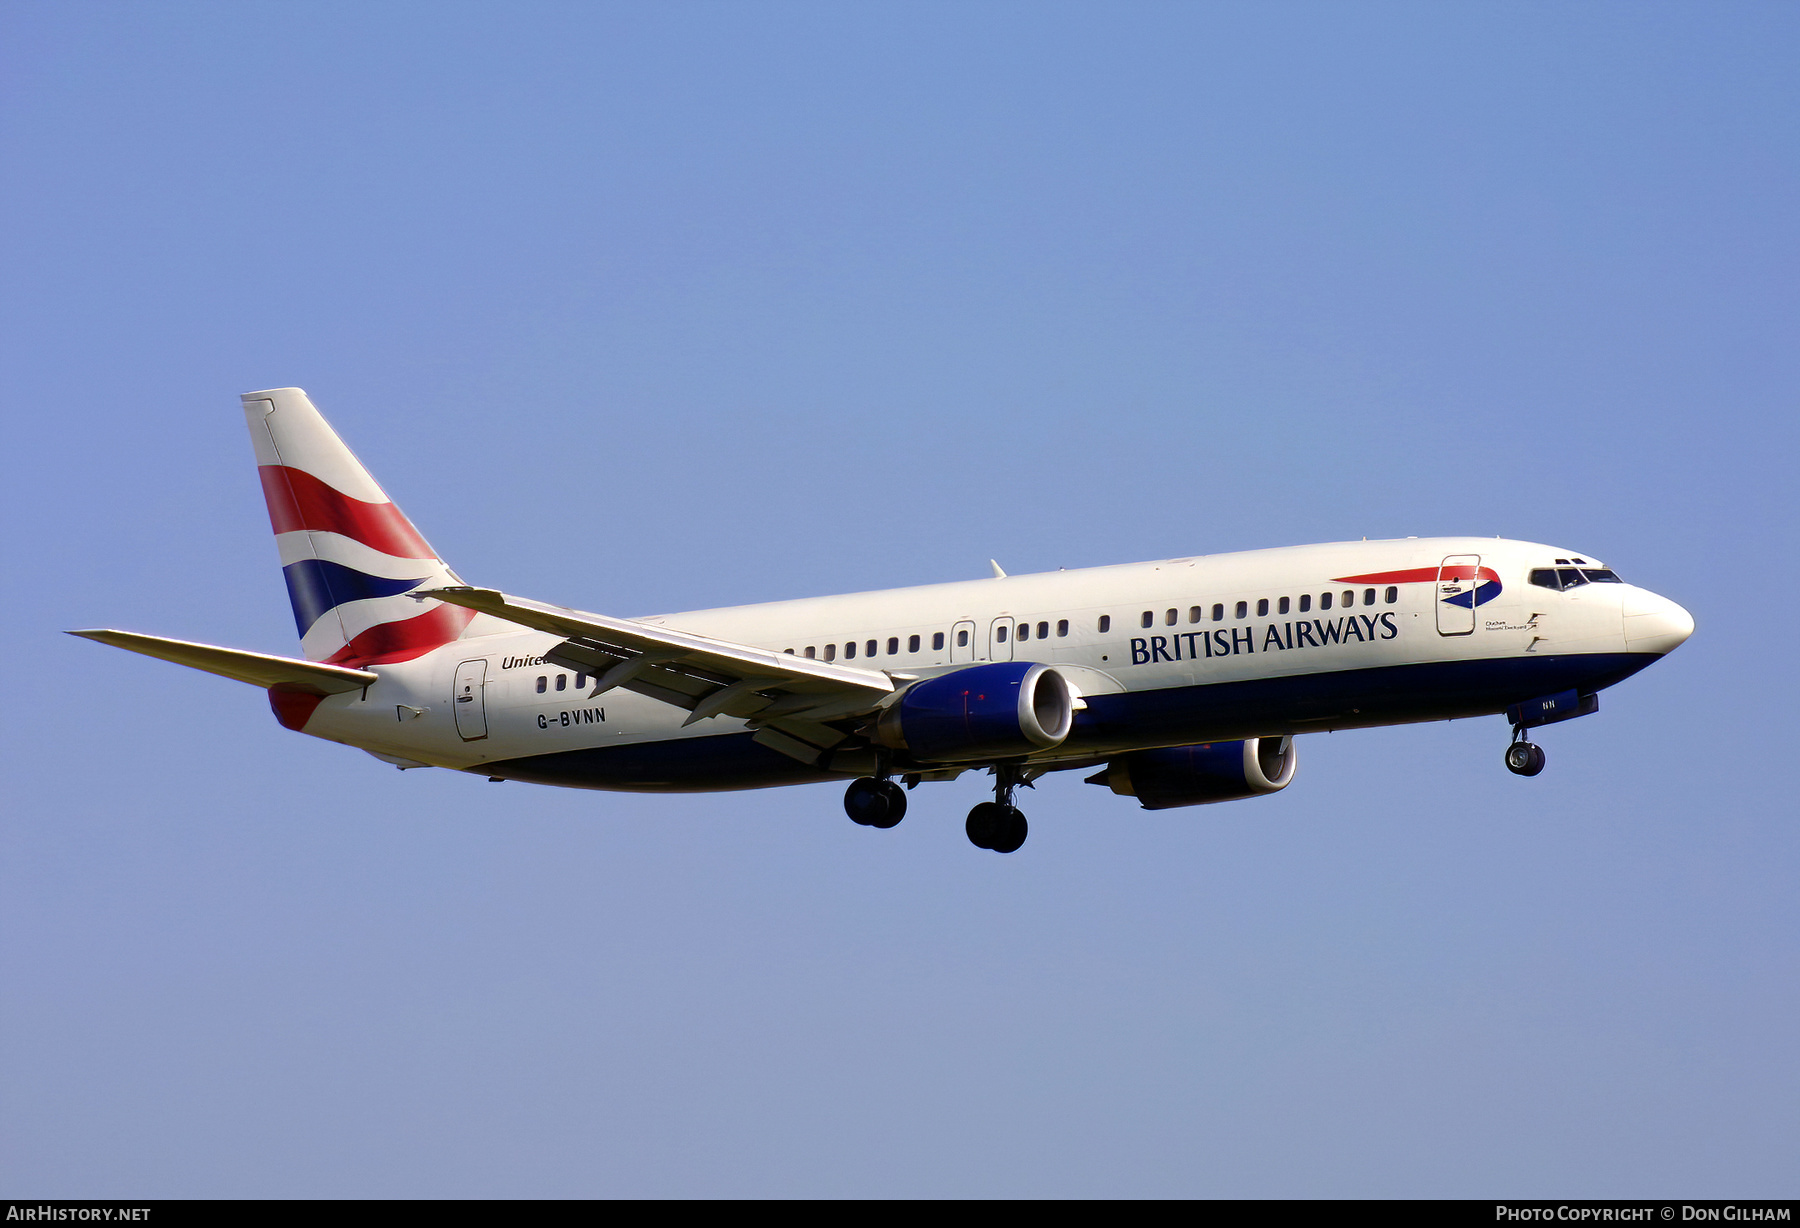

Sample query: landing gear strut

[844,776,907,828]
[966,764,1028,853]
[1504,729,1546,777]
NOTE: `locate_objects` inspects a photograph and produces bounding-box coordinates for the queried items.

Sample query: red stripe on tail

[258,465,436,560]
[267,687,327,731]
[324,603,477,668]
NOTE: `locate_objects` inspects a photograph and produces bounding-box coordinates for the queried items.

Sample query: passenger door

[453,659,489,740]
[1436,555,1480,636]
[950,619,977,664]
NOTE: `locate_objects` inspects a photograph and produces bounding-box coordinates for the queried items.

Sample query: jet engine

[875,661,1074,763]
[1088,737,1296,810]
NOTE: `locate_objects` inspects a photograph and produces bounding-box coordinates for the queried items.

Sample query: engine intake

[876,661,1073,763]
[1089,737,1296,810]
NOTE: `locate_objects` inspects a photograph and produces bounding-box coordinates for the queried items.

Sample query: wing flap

[425,586,897,722]
[69,630,378,694]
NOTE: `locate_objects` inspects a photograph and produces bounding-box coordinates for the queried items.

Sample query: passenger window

[1141,611,1154,628]
[996,625,1008,643]
[1235,601,1247,619]
[1342,589,1354,607]
[1385,586,1397,603]
[1188,606,1202,623]
[1300,594,1311,613]
[1098,615,1111,633]
[1037,621,1049,639]
[805,646,816,659]
[1016,623,1028,641]
[1278,596,1289,615]
[909,634,921,652]
[932,632,945,650]
[1364,588,1376,606]
[556,674,567,691]
[887,637,899,655]
[846,641,857,659]
[536,676,547,693]
[1256,599,1269,617]
[784,649,795,655]
[1056,620,1068,637]
[956,629,969,647]
[1165,608,1177,626]
[575,673,587,688]
[1321,592,1333,610]
[825,644,837,662]
[866,639,877,657]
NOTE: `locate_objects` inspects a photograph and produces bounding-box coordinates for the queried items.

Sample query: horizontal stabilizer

[68,630,378,694]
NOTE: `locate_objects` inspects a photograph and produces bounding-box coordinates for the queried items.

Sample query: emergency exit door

[453,659,489,740]
[989,616,1015,662]
[950,620,977,663]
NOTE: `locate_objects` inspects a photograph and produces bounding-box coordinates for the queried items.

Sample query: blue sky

[3,1,1795,1196]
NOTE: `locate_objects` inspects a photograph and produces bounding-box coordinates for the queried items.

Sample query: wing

[422,587,904,764]
[69,630,378,694]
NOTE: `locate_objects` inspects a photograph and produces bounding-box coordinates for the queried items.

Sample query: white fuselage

[294,536,1687,791]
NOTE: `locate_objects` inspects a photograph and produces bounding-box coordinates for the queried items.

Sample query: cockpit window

[1530,566,1623,591]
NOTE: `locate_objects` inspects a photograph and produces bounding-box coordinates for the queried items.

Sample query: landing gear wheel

[965,801,1004,849]
[990,806,1028,854]
[966,802,1027,852]
[868,780,907,829]
[844,777,890,826]
[1504,741,1546,777]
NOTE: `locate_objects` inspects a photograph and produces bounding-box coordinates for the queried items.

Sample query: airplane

[72,388,1695,853]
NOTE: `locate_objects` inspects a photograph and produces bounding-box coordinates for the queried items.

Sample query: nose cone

[1622,588,1695,656]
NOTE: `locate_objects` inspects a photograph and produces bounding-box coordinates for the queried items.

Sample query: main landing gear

[1504,732,1546,777]
[965,764,1028,854]
[844,766,1030,853]
[844,776,907,829]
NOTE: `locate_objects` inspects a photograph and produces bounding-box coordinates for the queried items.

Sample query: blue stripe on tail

[282,559,429,635]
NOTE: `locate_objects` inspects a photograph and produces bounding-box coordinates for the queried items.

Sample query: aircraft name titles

[1130,613,1399,665]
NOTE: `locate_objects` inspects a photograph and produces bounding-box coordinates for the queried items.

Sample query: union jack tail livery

[242,388,476,667]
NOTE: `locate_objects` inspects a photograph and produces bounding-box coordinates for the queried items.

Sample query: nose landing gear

[1504,734,1546,777]
[965,764,1029,853]
[844,776,907,828]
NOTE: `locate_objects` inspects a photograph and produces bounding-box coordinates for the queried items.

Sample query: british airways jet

[73,389,1694,853]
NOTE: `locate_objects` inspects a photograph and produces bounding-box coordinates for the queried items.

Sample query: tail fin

[243,388,476,666]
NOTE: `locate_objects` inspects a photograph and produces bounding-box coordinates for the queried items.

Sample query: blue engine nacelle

[875,661,1074,763]
[1087,737,1297,810]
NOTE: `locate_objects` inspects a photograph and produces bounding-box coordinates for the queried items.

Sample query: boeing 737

[73,388,1695,853]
